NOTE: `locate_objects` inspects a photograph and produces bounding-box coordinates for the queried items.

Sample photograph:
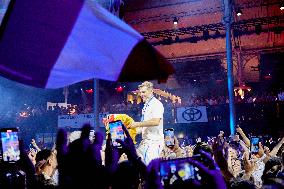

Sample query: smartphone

[159,157,200,185]
[28,143,35,150]
[164,128,174,147]
[89,130,95,142]
[250,136,260,154]
[109,120,125,147]
[0,128,20,162]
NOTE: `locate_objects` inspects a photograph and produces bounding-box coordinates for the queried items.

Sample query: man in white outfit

[130,81,164,165]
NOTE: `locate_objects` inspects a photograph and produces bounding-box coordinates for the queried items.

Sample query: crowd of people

[0,81,283,189]
[0,124,283,189]
[101,91,283,114]
[0,88,281,122]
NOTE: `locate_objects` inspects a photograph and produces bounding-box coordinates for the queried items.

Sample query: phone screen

[109,120,125,147]
[165,128,174,147]
[160,158,199,185]
[250,137,260,154]
[0,128,20,162]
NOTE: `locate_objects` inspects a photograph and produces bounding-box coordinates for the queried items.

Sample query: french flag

[0,0,174,88]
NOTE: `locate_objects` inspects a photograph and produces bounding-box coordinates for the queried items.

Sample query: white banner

[47,102,72,110]
[35,133,56,148]
[176,106,208,123]
[58,112,109,129]
[58,113,94,129]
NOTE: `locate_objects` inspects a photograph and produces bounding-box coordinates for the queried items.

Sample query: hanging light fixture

[173,17,178,25]
[236,8,243,17]
[280,1,284,10]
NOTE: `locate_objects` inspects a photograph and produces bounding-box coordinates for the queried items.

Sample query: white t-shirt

[141,96,164,141]
[252,154,266,188]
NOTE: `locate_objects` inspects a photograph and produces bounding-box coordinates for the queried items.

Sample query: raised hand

[263,146,270,155]
[236,127,243,134]
[18,140,36,188]
[116,124,147,183]
[144,159,163,189]
[258,142,265,157]
[236,127,250,147]
[91,131,104,166]
[31,138,41,152]
[212,138,233,182]
[218,131,225,138]
[243,152,256,174]
[116,123,138,161]
[242,152,256,180]
[188,151,227,189]
[105,133,120,174]
[56,124,108,189]
[27,148,37,166]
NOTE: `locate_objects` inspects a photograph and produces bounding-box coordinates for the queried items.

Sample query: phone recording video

[109,120,125,147]
[0,128,20,162]
[164,128,174,147]
[89,129,95,142]
[250,136,260,154]
[159,157,200,185]
[28,143,35,150]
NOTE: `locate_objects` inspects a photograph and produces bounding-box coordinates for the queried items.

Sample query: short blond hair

[138,81,154,90]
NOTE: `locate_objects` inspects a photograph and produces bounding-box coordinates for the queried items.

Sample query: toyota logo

[182,108,202,121]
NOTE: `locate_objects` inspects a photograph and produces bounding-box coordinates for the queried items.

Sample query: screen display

[250,137,260,153]
[1,129,20,162]
[165,129,174,147]
[160,158,196,183]
[109,120,125,147]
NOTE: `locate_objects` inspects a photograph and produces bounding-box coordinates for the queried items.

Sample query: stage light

[86,89,93,93]
[173,17,178,25]
[280,1,284,10]
[116,86,123,93]
[264,74,272,80]
[20,111,29,117]
[236,8,242,16]
[178,133,184,139]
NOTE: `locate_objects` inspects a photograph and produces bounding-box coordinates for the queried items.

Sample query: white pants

[136,139,164,165]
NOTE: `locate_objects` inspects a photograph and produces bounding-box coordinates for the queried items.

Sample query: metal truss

[125,0,199,13]
[126,0,282,25]
[167,46,284,63]
[141,14,284,45]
